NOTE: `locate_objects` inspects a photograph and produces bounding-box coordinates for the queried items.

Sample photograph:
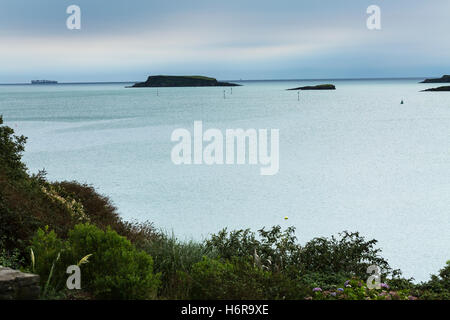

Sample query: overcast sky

[0,0,449,83]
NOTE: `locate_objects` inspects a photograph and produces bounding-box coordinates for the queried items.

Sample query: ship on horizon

[31,80,58,84]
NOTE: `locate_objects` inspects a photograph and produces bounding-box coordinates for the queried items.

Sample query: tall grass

[143,232,216,299]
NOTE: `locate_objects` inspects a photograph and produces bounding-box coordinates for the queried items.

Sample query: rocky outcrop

[420,75,450,83]
[287,84,336,90]
[131,75,241,88]
[422,86,450,92]
[0,266,40,300]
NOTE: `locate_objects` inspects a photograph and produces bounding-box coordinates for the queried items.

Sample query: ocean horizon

[0,76,429,86]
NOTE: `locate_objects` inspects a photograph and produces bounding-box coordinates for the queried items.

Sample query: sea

[1,79,449,282]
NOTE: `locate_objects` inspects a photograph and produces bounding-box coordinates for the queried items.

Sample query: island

[287,84,336,90]
[130,75,241,88]
[422,86,450,92]
[420,75,450,83]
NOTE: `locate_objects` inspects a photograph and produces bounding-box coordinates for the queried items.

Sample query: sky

[0,0,449,83]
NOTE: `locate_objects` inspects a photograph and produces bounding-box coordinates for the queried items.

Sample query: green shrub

[29,226,68,288]
[206,227,394,285]
[299,231,395,279]
[67,224,160,299]
[263,271,311,300]
[29,224,160,299]
[0,115,27,178]
[0,236,25,269]
[297,272,349,291]
[416,261,450,299]
[189,257,270,300]
[206,226,302,277]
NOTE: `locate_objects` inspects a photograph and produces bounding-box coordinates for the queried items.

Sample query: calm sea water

[1,79,449,282]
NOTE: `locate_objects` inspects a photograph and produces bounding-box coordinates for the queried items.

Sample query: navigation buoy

[284,216,289,220]
[401,100,404,104]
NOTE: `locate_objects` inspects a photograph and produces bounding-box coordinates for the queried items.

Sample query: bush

[30,224,160,299]
[205,227,394,285]
[189,257,270,300]
[206,226,302,277]
[297,272,349,291]
[0,115,27,178]
[29,227,67,287]
[188,255,312,300]
[415,261,450,299]
[67,224,160,299]
[299,231,395,279]
[0,236,25,269]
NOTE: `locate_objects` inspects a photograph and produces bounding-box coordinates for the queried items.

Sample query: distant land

[131,75,241,88]
[287,84,336,90]
[422,86,450,92]
[420,75,450,83]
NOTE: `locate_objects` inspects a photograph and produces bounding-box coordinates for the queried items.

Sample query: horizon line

[0,76,431,85]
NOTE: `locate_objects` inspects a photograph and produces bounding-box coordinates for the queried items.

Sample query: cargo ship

[31,80,58,84]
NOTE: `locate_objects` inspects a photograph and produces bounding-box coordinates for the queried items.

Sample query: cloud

[0,0,449,81]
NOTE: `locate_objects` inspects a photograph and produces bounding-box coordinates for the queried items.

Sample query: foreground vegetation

[0,116,449,300]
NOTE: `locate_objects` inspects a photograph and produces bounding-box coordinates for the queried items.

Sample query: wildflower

[312,287,322,292]
[408,296,418,300]
[380,283,390,289]
[330,292,337,297]
[344,280,350,286]
[337,288,344,292]
[389,291,400,300]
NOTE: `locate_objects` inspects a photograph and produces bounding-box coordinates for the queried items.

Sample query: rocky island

[287,84,336,90]
[420,75,450,83]
[131,75,241,88]
[422,86,450,92]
